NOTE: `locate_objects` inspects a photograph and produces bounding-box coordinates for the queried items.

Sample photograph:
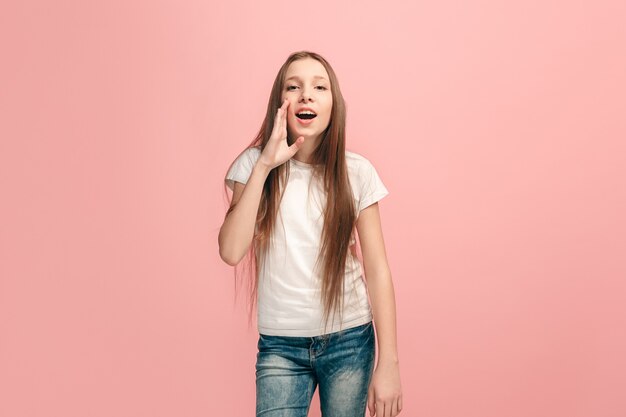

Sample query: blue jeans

[255,320,376,417]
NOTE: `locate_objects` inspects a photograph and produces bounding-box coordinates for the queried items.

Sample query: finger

[274,99,285,135]
[270,120,281,142]
[278,98,288,116]
[275,99,287,119]
[281,99,289,132]
[390,400,396,417]
[398,396,402,412]
[272,105,282,134]
[271,102,287,140]
[377,401,385,417]
[281,102,288,135]
[368,391,375,416]
[280,99,289,129]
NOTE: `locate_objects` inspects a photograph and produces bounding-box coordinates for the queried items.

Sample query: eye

[286,85,327,91]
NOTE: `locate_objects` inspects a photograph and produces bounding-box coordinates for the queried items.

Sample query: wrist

[377,356,399,366]
[254,160,273,176]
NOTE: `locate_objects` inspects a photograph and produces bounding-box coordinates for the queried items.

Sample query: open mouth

[296,111,317,120]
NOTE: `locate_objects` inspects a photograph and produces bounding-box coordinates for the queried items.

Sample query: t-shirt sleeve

[358,158,389,212]
[224,147,261,191]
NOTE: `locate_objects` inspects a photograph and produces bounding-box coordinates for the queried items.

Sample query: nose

[299,87,313,102]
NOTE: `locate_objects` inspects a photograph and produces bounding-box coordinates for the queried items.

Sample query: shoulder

[242,145,262,160]
[231,145,261,166]
[225,146,263,190]
[345,149,376,174]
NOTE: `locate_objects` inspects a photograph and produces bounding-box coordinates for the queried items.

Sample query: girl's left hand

[367,361,403,417]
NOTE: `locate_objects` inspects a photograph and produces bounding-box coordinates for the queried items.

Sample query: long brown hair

[223,51,360,335]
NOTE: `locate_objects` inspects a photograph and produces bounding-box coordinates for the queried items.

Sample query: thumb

[289,136,305,154]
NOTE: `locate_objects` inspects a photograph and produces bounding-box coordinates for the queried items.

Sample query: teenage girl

[219,51,403,417]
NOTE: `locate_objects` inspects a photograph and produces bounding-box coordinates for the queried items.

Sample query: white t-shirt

[224,146,389,336]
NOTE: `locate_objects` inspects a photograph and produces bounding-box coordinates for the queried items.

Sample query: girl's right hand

[258,99,305,170]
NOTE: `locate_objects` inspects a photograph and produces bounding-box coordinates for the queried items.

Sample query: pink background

[1,1,625,416]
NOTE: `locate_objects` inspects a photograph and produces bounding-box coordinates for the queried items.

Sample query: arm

[357,202,399,364]
[218,99,304,266]
[356,202,403,416]
[218,161,271,266]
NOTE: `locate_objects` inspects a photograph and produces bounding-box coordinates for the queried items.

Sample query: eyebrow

[285,75,328,82]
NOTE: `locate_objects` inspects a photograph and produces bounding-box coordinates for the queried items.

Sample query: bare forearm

[368,271,400,365]
[218,162,271,265]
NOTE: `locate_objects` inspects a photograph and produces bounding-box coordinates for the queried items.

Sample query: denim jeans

[255,320,376,417]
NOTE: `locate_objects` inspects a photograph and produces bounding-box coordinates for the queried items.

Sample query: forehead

[284,58,330,82]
